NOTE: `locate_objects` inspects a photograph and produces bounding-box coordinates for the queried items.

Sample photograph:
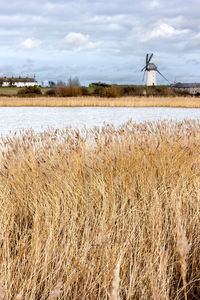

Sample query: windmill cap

[147,63,157,71]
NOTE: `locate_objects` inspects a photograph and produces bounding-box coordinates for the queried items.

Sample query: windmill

[141,53,170,86]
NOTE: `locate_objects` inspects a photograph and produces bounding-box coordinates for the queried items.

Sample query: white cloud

[184,32,200,50]
[0,29,20,36]
[149,0,160,8]
[191,32,200,39]
[61,32,101,51]
[20,38,41,50]
[107,23,123,31]
[70,64,84,72]
[143,23,190,41]
[90,15,125,23]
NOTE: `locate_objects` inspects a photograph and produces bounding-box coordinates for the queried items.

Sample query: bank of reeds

[0,96,200,107]
[0,120,200,299]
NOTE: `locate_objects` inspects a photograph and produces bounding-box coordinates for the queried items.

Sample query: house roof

[171,82,200,88]
[0,77,37,83]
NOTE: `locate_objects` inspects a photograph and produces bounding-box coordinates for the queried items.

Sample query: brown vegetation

[45,86,83,97]
[118,85,188,97]
[0,85,192,98]
[45,85,188,98]
[93,85,121,97]
[0,96,200,107]
[0,120,200,299]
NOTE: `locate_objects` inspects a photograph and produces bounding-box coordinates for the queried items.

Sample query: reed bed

[0,96,200,107]
[0,120,200,299]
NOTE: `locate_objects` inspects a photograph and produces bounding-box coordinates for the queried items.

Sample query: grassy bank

[0,96,200,107]
[0,87,50,96]
[0,120,200,299]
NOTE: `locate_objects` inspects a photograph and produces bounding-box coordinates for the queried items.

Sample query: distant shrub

[45,85,191,98]
[91,82,111,88]
[122,86,137,96]
[94,85,121,98]
[17,86,42,97]
[81,86,91,96]
[61,86,82,97]
[119,86,191,97]
[106,85,121,98]
[45,86,82,97]
[94,86,107,97]
[45,88,58,96]
[56,86,83,97]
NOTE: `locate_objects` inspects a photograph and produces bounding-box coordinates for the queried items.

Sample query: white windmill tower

[141,53,170,86]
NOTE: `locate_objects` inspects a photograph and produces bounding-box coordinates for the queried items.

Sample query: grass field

[0,120,200,299]
[0,87,19,96]
[0,96,200,107]
[0,87,50,96]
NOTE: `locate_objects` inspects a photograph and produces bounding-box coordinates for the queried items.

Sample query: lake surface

[1,106,200,135]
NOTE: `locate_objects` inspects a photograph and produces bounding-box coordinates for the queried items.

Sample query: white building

[171,83,200,95]
[146,63,156,86]
[0,77,37,87]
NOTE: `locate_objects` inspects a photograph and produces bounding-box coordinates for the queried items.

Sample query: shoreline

[0,96,200,108]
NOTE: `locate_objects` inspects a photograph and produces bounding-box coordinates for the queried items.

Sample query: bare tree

[67,76,80,87]
[57,80,66,87]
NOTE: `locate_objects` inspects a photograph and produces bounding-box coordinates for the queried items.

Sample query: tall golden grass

[0,120,200,299]
[0,96,200,107]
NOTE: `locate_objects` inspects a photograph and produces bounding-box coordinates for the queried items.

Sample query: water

[1,106,200,134]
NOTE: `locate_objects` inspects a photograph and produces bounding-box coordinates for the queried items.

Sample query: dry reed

[0,281,5,300]
[0,120,200,299]
[15,291,23,300]
[176,219,191,300]
[0,96,200,107]
[48,281,63,300]
[110,258,121,300]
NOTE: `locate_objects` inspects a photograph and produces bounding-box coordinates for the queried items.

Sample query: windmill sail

[156,69,170,84]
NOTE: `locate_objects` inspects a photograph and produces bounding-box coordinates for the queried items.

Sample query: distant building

[0,77,37,88]
[171,83,200,95]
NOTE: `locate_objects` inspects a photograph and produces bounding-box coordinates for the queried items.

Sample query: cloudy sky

[0,0,200,85]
